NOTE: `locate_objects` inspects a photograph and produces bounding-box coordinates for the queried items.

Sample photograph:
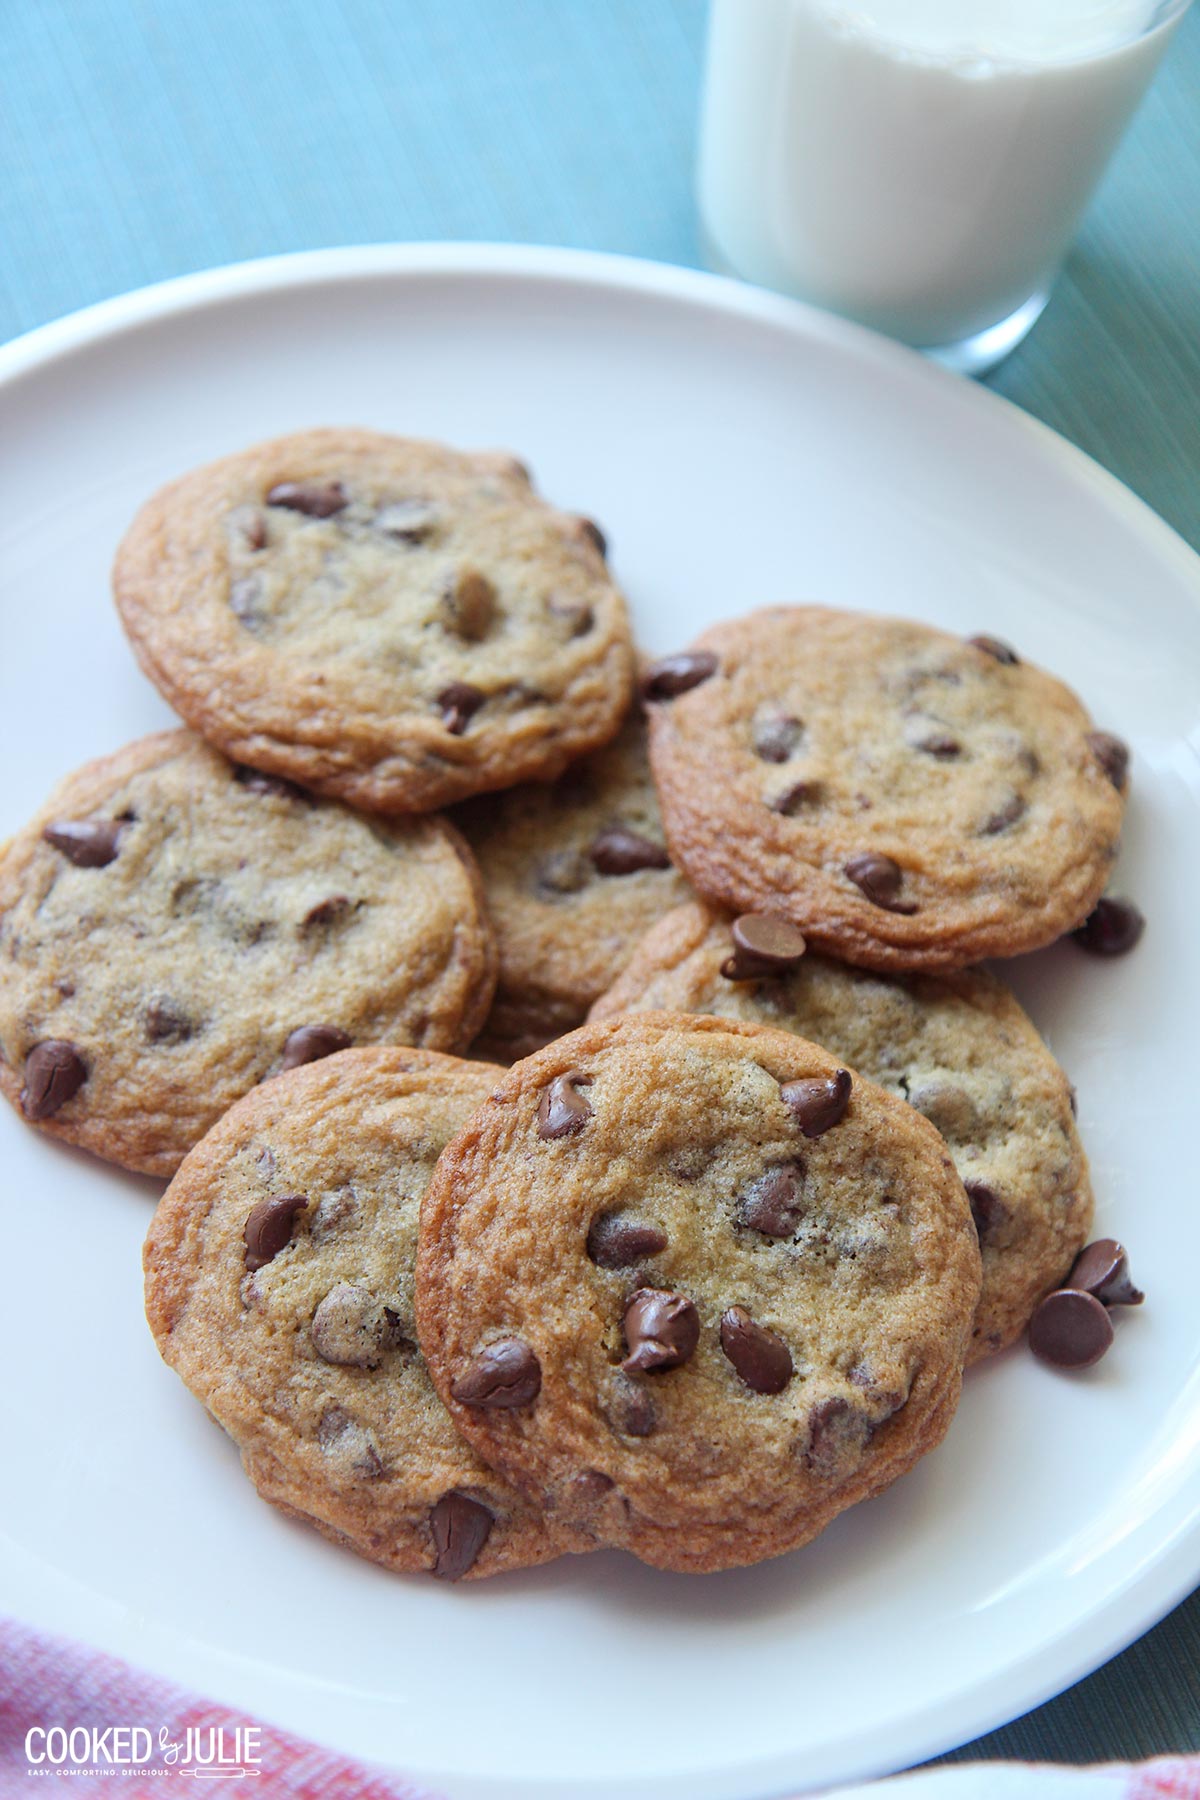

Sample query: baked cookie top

[144,1048,567,1580]
[0,731,496,1177]
[112,429,635,813]
[416,1012,980,1574]
[591,903,1092,1360]
[644,607,1127,970]
[455,709,693,1060]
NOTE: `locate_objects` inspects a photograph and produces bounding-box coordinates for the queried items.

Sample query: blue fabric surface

[1,0,1198,1779]
[2,0,1198,547]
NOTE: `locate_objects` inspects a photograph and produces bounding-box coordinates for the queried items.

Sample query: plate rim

[3,238,1199,592]
[2,240,1199,1800]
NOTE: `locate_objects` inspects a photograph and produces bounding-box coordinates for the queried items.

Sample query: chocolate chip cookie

[113,429,635,812]
[416,1012,980,1573]
[0,731,497,1176]
[455,709,693,1060]
[591,903,1092,1359]
[644,607,1127,970]
[144,1048,571,1579]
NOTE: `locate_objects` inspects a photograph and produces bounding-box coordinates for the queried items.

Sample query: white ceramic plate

[1,245,1198,1800]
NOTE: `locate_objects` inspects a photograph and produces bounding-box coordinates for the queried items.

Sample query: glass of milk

[697,0,1191,372]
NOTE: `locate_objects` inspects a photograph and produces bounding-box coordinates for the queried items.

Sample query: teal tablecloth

[2,0,1198,1775]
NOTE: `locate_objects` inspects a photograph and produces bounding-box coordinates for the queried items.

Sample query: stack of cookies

[0,428,1144,1582]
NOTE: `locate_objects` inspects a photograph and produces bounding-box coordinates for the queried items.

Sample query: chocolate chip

[1072,897,1144,957]
[908,728,961,758]
[315,1405,384,1478]
[621,1288,700,1374]
[316,1403,353,1448]
[226,504,269,551]
[566,1469,615,1506]
[753,714,803,762]
[548,595,594,638]
[536,1070,593,1139]
[719,1306,793,1394]
[965,1179,1010,1246]
[42,818,129,868]
[721,913,807,980]
[804,1396,853,1472]
[844,853,918,913]
[311,1282,394,1368]
[379,1305,410,1347]
[551,1470,620,1527]
[451,1338,542,1408]
[243,1194,307,1271]
[847,1364,904,1419]
[969,634,1019,665]
[266,480,348,518]
[429,1492,494,1581]
[587,1213,668,1269]
[374,499,439,541]
[229,576,263,623]
[1028,1288,1114,1368]
[1087,731,1130,791]
[280,1024,351,1071]
[301,894,355,930]
[607,1376,657,1437]
[737,1162,805,1237]
[1067,1239,1144,1307]
[781,1069,852,1138]
[536,850,590,896]
[143,998,194,1045]
[771,780,822,815]
[233,765,304,801]
[640,651,719,701]
[20,1040,87,1120]
[589,826,671,876]
[438,682,484,735]
[982,792,1027,835]
[576,518,607,558]
[443,568,496,640]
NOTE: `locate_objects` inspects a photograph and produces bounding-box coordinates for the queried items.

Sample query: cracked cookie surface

[644,607,1126,970]
[455,709,693,1060]
[144,1048,571,1579]
[416,1012,980,1573]
[591,903,1092,1359]
[113,428,635,812]
[0,731,496,1175]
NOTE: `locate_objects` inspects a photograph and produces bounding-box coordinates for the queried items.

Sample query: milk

[698,0,1184,359]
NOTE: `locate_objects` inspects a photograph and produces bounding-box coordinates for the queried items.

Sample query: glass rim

[731,0,1197,57]
[1144,0,1193,32]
